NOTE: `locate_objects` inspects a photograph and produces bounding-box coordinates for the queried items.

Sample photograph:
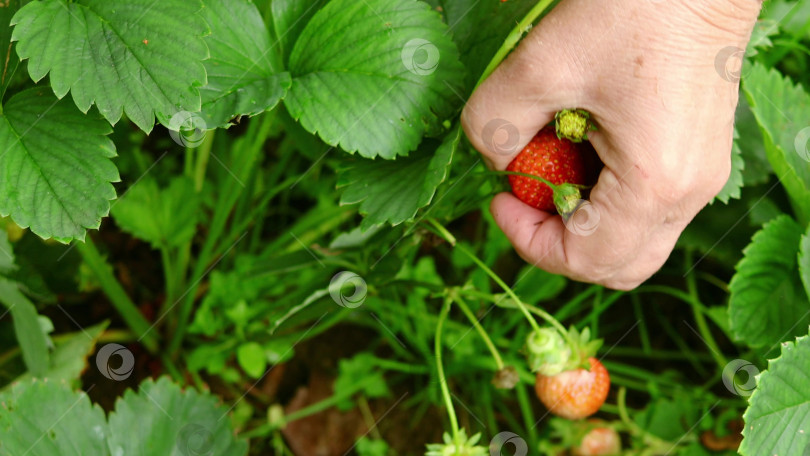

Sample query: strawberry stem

[435,297,460,440]
[475,0,556,88]
[452,291,505,370]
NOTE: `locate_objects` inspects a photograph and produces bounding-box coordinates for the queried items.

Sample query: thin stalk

[76,238,158,353]
[193,129,215,192]
[685,251,728,370]
[436,297,460,440]
[453,293,504,370]
[475,0,556,88]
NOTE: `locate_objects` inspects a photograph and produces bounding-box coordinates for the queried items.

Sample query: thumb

[460,11,588,170]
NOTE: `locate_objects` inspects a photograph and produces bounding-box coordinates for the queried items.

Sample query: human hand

[461,0,762,290]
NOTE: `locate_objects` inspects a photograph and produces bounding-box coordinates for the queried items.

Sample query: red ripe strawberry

[572,426,621,455]
[535,357,610,420]
[506,125,590,211]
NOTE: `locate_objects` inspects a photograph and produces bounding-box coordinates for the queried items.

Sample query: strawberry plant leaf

[236,342,267,379]
[0,0,22,100]
[0,278,49,377]
[199,0,291,129]
[430,0,539,89]
[284,0,465,159]
[0,379,110,455]
[742,62,810,225]
[338,125,460,229]
[108,377,248,456]
[713,136,744,204]
[271,0,328,64]
[740,331,810,456]
[0,376,247,455]
[10,0,208,132]
[111,177,200,249]
[729,215,810,348]
[0,88,118,242]
[11,321,108,386]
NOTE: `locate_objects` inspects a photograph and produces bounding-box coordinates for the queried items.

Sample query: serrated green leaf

[338,125,459,229]
[0,0,22,100]
[729,215,810,347]
[108,377,248,456]
[433,0,541,89]
[713,136,744,204]
[801,225,810,299]
[11,321,108,387]
[0,379,110,456]
[0,376,247,456]
[271,0,328,64]
[236,342,267,379]
[285,0,465,158]
[740,331,810,455]
[11,0,208,132]
[0,88,118,242]
[0,277,49,377]
[743,62,810,224]
[199,0,291,129]
[736,96,772,186]
[111,177,199,249]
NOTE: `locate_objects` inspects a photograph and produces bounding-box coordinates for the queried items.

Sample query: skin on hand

[462,0,762,290]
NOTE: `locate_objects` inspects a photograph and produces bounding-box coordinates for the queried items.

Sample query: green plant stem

[452,293,505,370]
[436,297,460,440]
[76,238,158,353]
[515,381,538,446]
[685,251,728,370]
[193,131,214,192]
[476,0,556,88]
[426,219,561,340]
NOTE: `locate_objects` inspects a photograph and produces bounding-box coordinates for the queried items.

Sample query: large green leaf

[199,0,291,129]
[108,377,248,456]
[0,379,110,456]
[284,0,465,159]
[11,0,209,132]
[0,88,118,242]
[431,0,542,89]
[338,125,460,229]
[740,331,810,455]
[271,0,328,64]
[0,278,49,377]
[742,62,810,224]
[0,376,248,456]
[111,177,200,249]
[729,215,810,348]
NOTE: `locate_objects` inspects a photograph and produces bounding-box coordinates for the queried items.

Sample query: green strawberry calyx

[527,326,603,374]
[424,429,488,456]
[555,108,596,143]
[496,170,589,216]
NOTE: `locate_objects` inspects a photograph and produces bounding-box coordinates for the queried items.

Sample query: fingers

[460,7,588,170]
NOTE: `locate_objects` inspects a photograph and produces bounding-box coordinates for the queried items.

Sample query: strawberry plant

[0,0,808,455]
